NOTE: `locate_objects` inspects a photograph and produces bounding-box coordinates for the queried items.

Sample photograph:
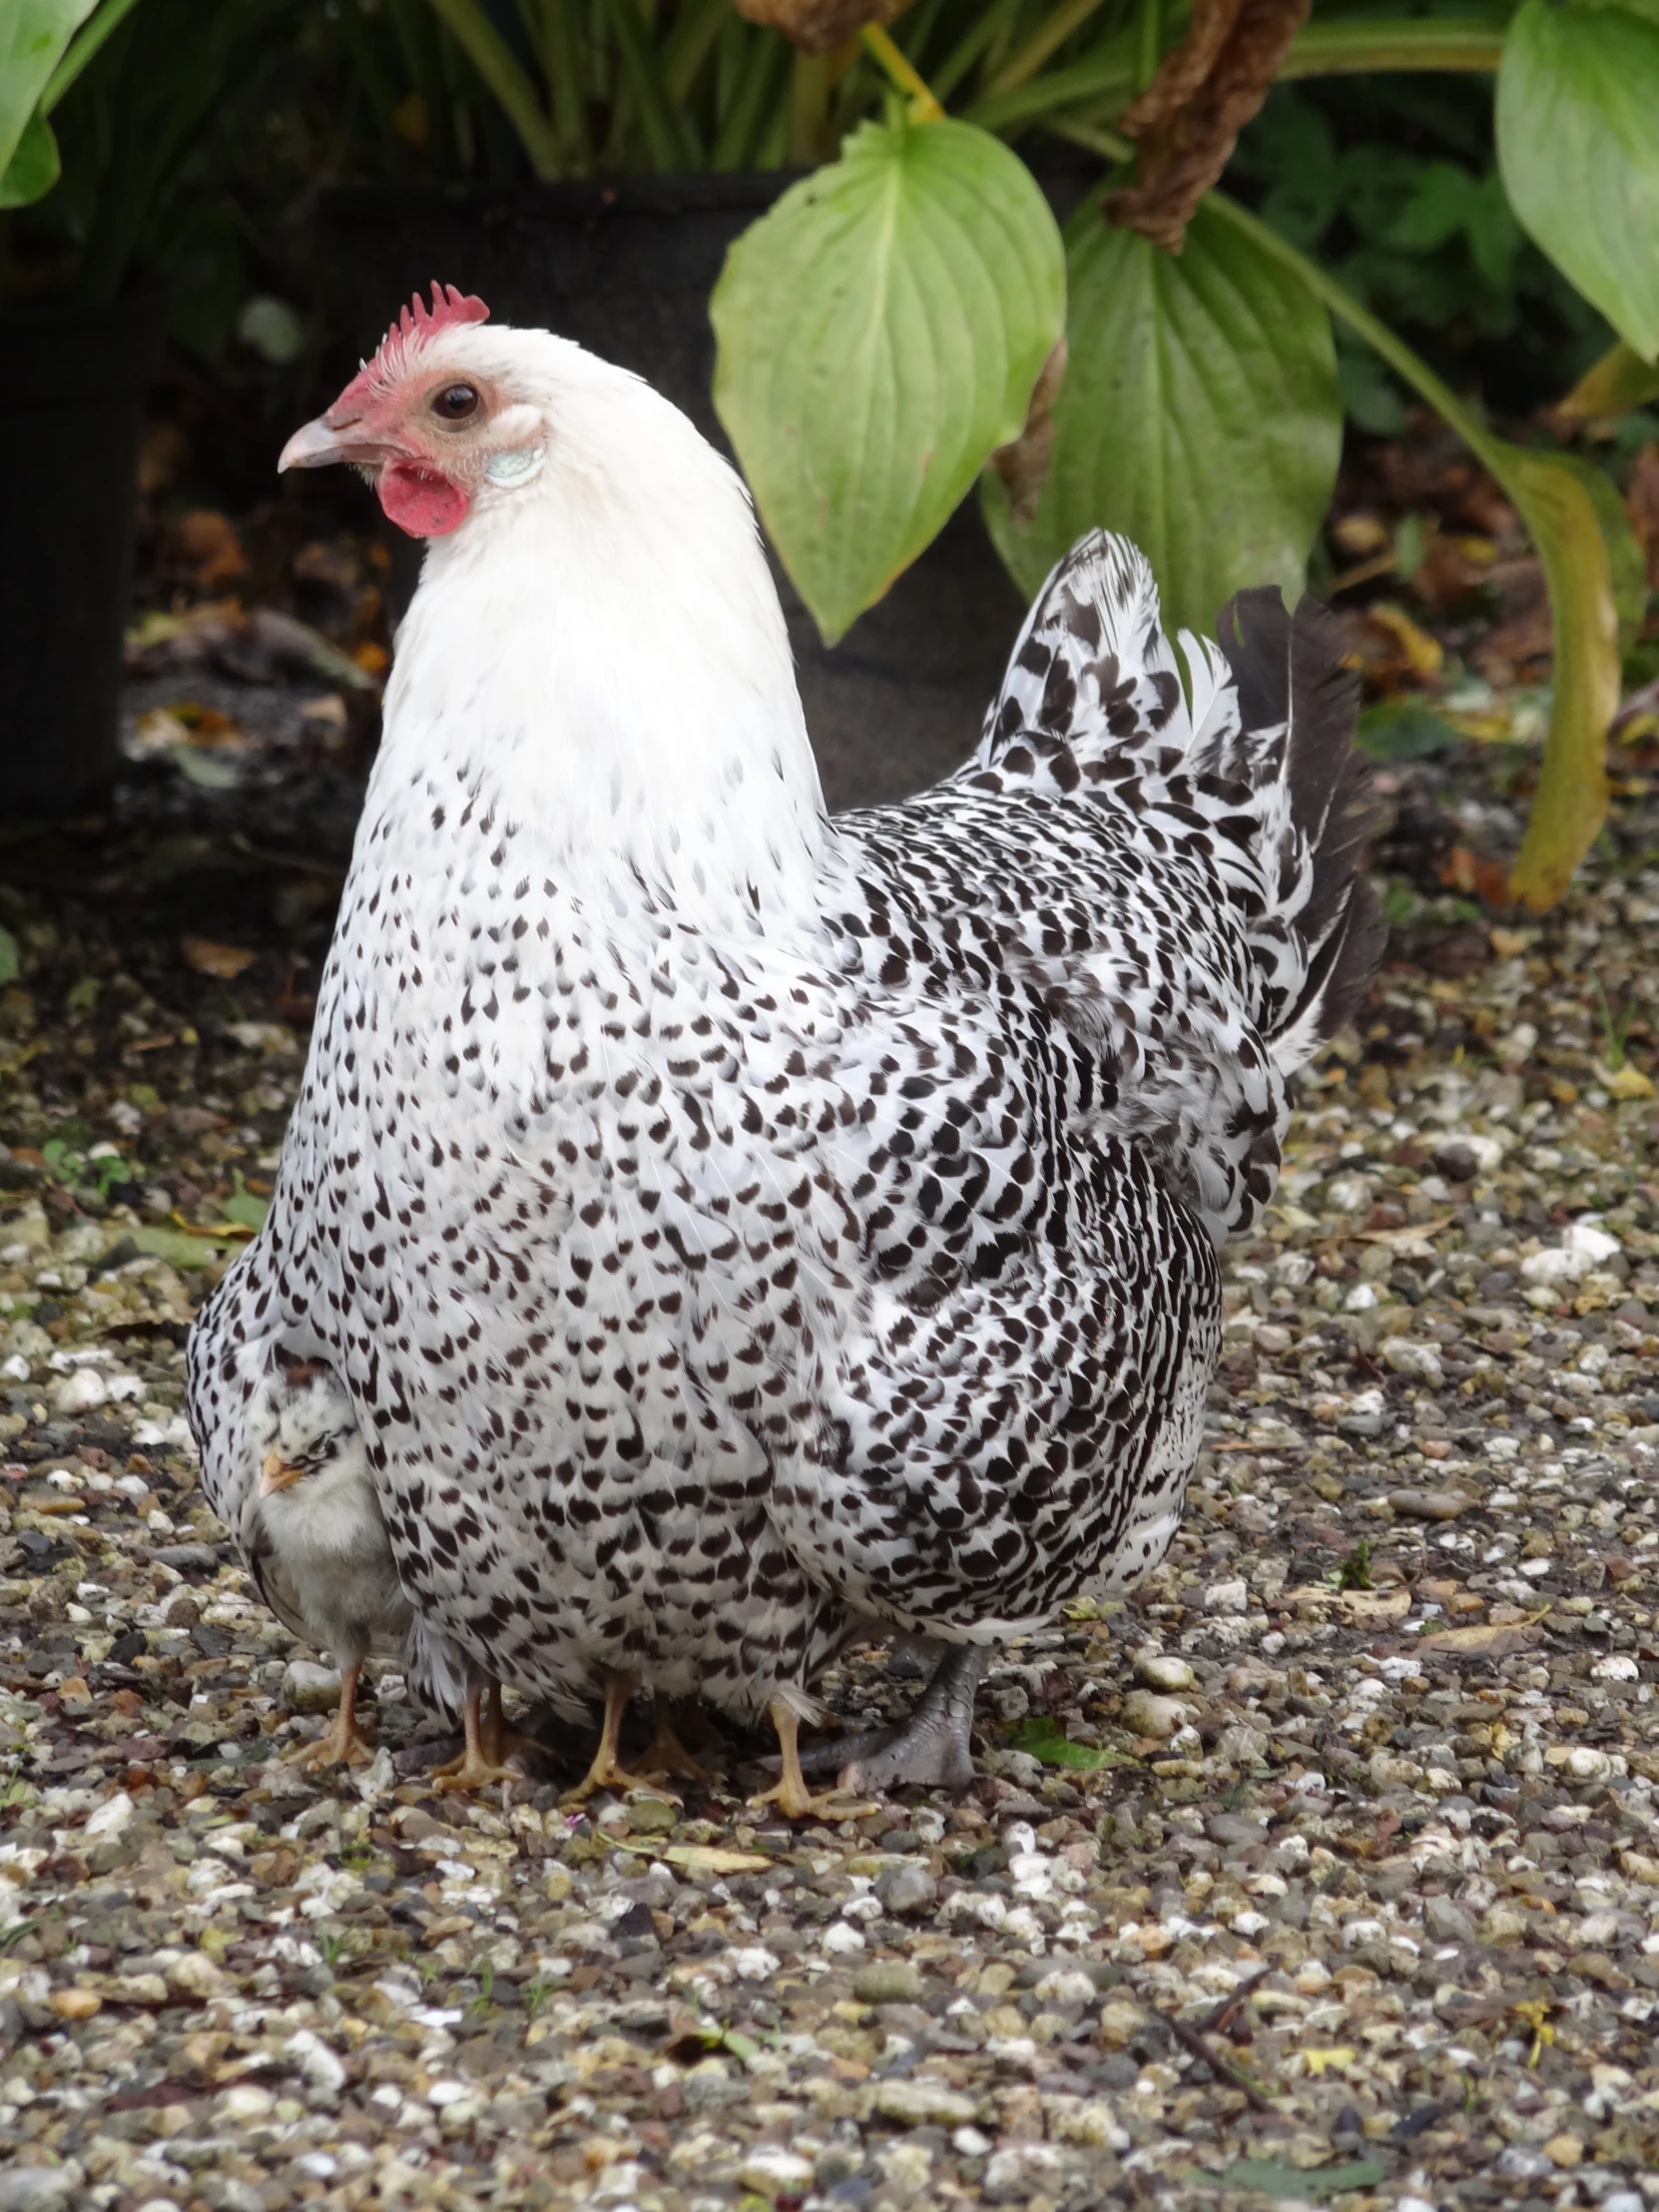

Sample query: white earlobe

[486,445,546,488]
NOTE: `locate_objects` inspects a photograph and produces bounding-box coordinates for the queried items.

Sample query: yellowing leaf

[1300,2046,1356,2076]
[1502,451,1621,911]
[1555,338,1659,422]
[663,1845,778,1874]
[1603,1061,1655,1099]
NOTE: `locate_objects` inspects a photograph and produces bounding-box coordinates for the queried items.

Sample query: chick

[250,1367,411,1769]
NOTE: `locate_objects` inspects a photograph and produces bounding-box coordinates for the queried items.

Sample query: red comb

[334,282,490,409]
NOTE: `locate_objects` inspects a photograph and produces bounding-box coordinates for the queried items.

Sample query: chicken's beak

[278,412,404,474]
[260,1449,305,1496]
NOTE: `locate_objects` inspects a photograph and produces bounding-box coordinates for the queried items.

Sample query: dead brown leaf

[1415,1617,1547,1658]
[179,936,257,980]
[989,338,1069,527]
[1628,444,1659,592]
[729,0,901,53]
[164,509,249,592]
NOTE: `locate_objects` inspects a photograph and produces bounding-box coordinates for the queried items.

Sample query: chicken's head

[279,283,547,538]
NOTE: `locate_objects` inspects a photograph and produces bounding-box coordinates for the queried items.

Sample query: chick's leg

[283,1660,375,1770]
[749,1698,876,1822]
[431,1681,521,1792]
[561,1673,679,1805]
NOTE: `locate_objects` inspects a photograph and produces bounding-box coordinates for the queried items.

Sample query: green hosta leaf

[982,200,1341,639]
[1497,0,1659,362]
[222,1171,271,1233]
[0,105,58,208]
[0,0,97,202]
[713,113,1065,644]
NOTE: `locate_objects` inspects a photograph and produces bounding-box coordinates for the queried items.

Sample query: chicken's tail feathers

[1206,585,1387,1075]
[976,530,1383,1075]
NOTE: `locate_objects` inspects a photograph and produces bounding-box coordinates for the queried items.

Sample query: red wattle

[378,461,469,538]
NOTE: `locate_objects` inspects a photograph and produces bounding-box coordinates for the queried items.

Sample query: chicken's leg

[748,1698,877,1822]
[283,1660,375,1770]
[432,1681,521,1792]
[561,1673,679,1805]
[638,1697,721,1786]
[803,1644,986,1794]
[479,1682,547,1769]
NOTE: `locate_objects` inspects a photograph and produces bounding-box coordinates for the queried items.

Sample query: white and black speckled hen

[189,285,1382,1815]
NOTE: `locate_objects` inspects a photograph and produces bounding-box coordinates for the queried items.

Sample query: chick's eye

[432,382,480,422]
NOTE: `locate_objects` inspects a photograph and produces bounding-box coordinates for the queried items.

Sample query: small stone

[1133,1651,1197,1692]
[282,1659,341,1713]
[84,1790,134,1839]
[1423,1896,1474,1942]
[1381,1339,1443,1382]
[1543,2133,1583,2169]
[52,1368,108,1415]
[167,1949,229,1999]
[739,2147,816,2199]
[0,2171,79,2212]
[216,2085,275,2123]
[623,1794,677,1834]
[853,1959,923,2004]
[46,1987,101,2019]
[1119,1689,1197,1739]
[1205,1577,1248,1614]
[873,2078,978,2126]
[874,1864,937,1916]
[1387,1486,1474,1520]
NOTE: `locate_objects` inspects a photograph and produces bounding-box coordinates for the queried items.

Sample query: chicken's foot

[562,1674,680,1805]
[432,1682,522,1792]
[801,1644,985,1793]
[282,1661,375,1770]
[749,1698,877,1822]
[637,1698,721,1785]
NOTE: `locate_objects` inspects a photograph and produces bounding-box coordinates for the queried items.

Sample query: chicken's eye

[432,382,480,423]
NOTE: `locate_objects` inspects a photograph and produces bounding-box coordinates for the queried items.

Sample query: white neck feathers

[370,349,827,935]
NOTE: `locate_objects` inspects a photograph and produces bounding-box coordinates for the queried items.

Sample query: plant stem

[861,23,944,120]
[41,0,145,114]
[961,30,1135,132]
[602,0,697,170]
[789,49,831,166]
[931,0,1022,102]
[983,0,1110,98]
[712,27,789,169]
[1205,187,1619,912]
[1279,18,1507,78]
[424,0,564,177]
[1039,111,1133,164]
[1135,0,1161,94]
[529,0,593,175]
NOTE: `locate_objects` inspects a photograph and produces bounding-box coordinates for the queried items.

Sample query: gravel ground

[9,636,1659,2212]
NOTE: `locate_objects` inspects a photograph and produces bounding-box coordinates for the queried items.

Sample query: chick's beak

[261,1449,305,1497]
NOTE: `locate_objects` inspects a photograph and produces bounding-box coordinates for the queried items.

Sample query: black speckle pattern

[189,530,1381,1722]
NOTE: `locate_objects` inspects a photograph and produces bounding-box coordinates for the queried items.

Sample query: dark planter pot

[1,297,162,815]
[326,178,1026,813]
